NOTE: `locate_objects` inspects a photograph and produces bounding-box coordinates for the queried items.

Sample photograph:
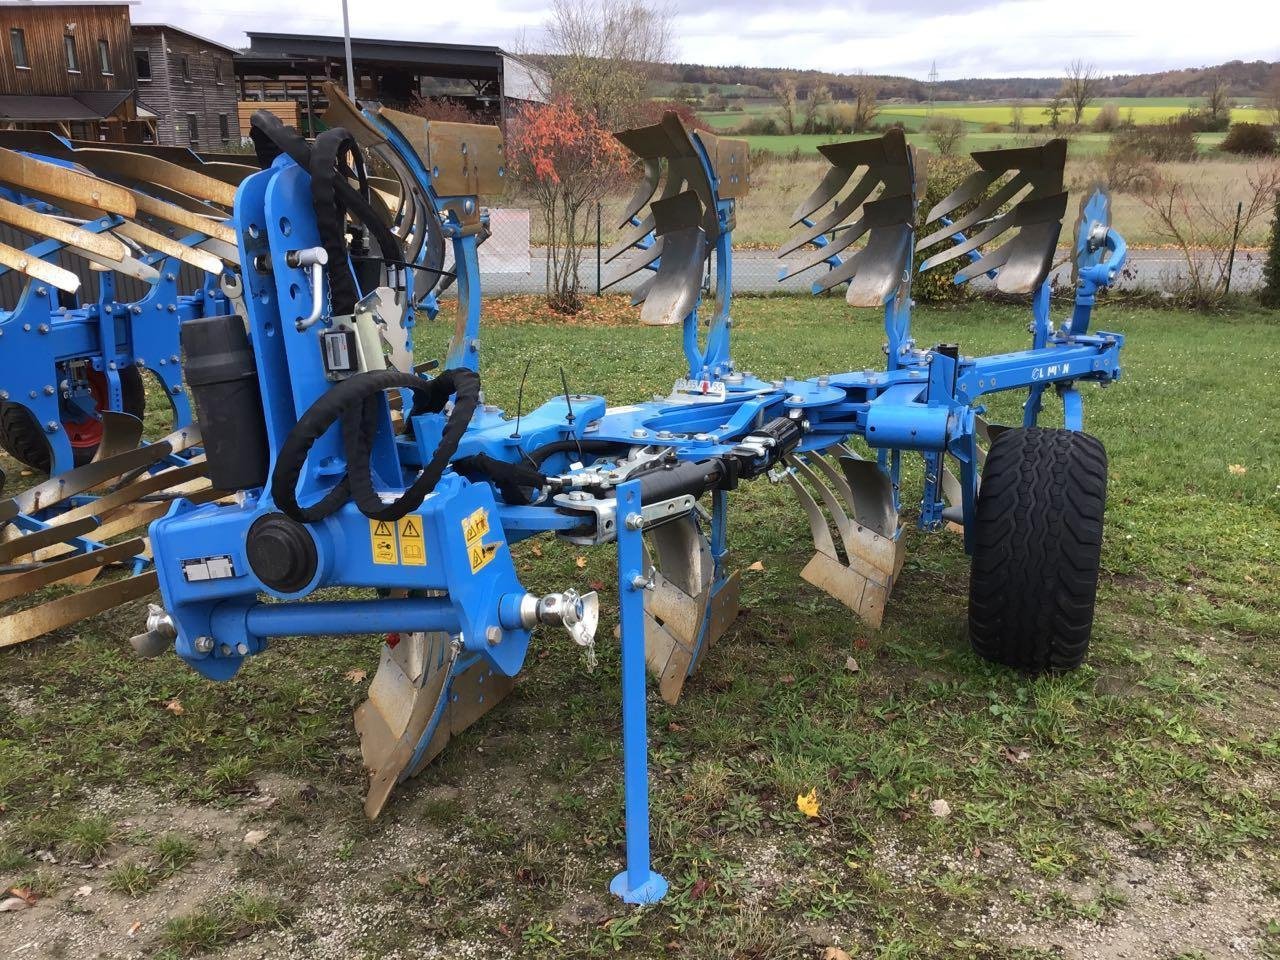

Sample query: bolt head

[45,420,58,432]
[624,513,644,531]
[485,626,503,646]
[194,635,215,653]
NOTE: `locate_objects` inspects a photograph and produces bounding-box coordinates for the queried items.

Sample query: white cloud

[137,0,1277,79]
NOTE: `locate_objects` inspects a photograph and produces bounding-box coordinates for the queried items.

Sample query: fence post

[596,202,602,297]
[1224,200,1243,297]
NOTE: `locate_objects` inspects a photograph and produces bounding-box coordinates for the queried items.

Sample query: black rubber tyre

[0,366,147,473]
[968,426,1108,672]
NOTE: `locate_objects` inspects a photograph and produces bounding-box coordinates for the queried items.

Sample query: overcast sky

[141,0,1277,80]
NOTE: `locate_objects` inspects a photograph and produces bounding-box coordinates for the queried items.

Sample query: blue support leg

[610,480,668,906]
[1023,383,1047,427]
[1060,385,1083,432]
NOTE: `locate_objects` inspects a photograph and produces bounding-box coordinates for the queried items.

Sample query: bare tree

[773,79,798,135]
[1204,75,1234,127]
[1139,164,1280,306]
[802,83,831,134]
[527,0,674,126]
[1010,100,1025,133]
[851,73,880,133]
[1062,60,1101,127]
[925,116,965,156]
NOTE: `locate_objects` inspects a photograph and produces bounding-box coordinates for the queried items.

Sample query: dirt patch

[985,837,1279,959]
[1,794,247,958]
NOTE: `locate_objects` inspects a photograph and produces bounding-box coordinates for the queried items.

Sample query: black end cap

[247,512,318,594]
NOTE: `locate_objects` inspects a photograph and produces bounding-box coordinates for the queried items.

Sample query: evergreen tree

[1263,191,1280,309]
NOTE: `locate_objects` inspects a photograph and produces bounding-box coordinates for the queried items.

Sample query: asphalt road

[476,247,1264,297]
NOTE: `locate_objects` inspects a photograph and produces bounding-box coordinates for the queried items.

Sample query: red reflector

[385,632,401,649]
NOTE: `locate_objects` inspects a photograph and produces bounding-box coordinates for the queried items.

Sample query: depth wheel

[0,366,146,473]
[967,427,1108,672]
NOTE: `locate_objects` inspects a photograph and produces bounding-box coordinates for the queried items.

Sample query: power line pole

[341,0,355,99]
[928,60,939,116]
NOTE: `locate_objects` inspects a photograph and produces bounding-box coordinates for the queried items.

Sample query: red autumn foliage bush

[507,97,631,312]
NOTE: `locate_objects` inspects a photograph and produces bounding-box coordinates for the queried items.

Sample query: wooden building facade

[130,24,241,151]
[0,0,152,141]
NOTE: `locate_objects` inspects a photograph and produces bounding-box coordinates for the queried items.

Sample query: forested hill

[661,59,1279,101]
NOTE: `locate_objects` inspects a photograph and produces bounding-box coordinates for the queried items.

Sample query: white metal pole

[341,0,355,99]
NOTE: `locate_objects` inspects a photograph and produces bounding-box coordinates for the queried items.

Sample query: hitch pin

[287,247,329,331]
[511,589,601,670]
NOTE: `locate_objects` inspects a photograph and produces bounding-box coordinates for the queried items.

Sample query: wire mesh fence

[464,204,1264,301]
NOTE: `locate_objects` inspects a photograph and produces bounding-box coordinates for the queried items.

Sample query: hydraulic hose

[270,368,480,524]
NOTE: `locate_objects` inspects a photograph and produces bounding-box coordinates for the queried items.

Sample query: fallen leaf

[0,897,28,912]
[1228,463,1247,476]
[74,885,93,899]
[747,560,765,572]
[822,949,853,960]
[127,921,142,938]
[796,788,820,818]
[1132,819,1157,837]
[344,668,368,683]
[575,556,587,569]
[689,878,710,900]
[667,722,686,732]
[164,698,184,716]
[414,872,431,886]
[7,887,37,906]
[929,799,952,818]
[844,656,860,673]
[530,543,543,557]
[297,784,319,803]
[243,829,269,847]
[34,850,56,864]
[780,674,795,685]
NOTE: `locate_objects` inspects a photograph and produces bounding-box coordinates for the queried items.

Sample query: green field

[700,95,1263,156]
[2,299,1279,958]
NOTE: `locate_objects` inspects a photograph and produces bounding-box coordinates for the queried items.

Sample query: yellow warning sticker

[396,515,426,566]
[370,519,397,565]
[468,540,499,574]
[462,507,489,545]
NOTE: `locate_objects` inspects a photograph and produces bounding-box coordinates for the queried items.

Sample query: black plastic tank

[181,314,270,491]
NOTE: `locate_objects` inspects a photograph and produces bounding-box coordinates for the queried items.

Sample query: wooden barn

[0,0,153,142]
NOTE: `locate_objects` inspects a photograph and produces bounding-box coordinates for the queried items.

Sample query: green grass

[699,95,1264,155]
[160,889,288,957]
[1,299,1279,956]
[727,129,1228,158]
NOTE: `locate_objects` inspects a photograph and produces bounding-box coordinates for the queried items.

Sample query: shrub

[924,116,965,157]
[1092,103,1122,132]
[407,96,482,123]
[981,121,1004,134]
[913,153,978,303]
[1110,121,1198,163]
[1221,122,1277,156]
[1262,191,1280,308]
[1090,138,1160,195]
[739,115,781,136]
